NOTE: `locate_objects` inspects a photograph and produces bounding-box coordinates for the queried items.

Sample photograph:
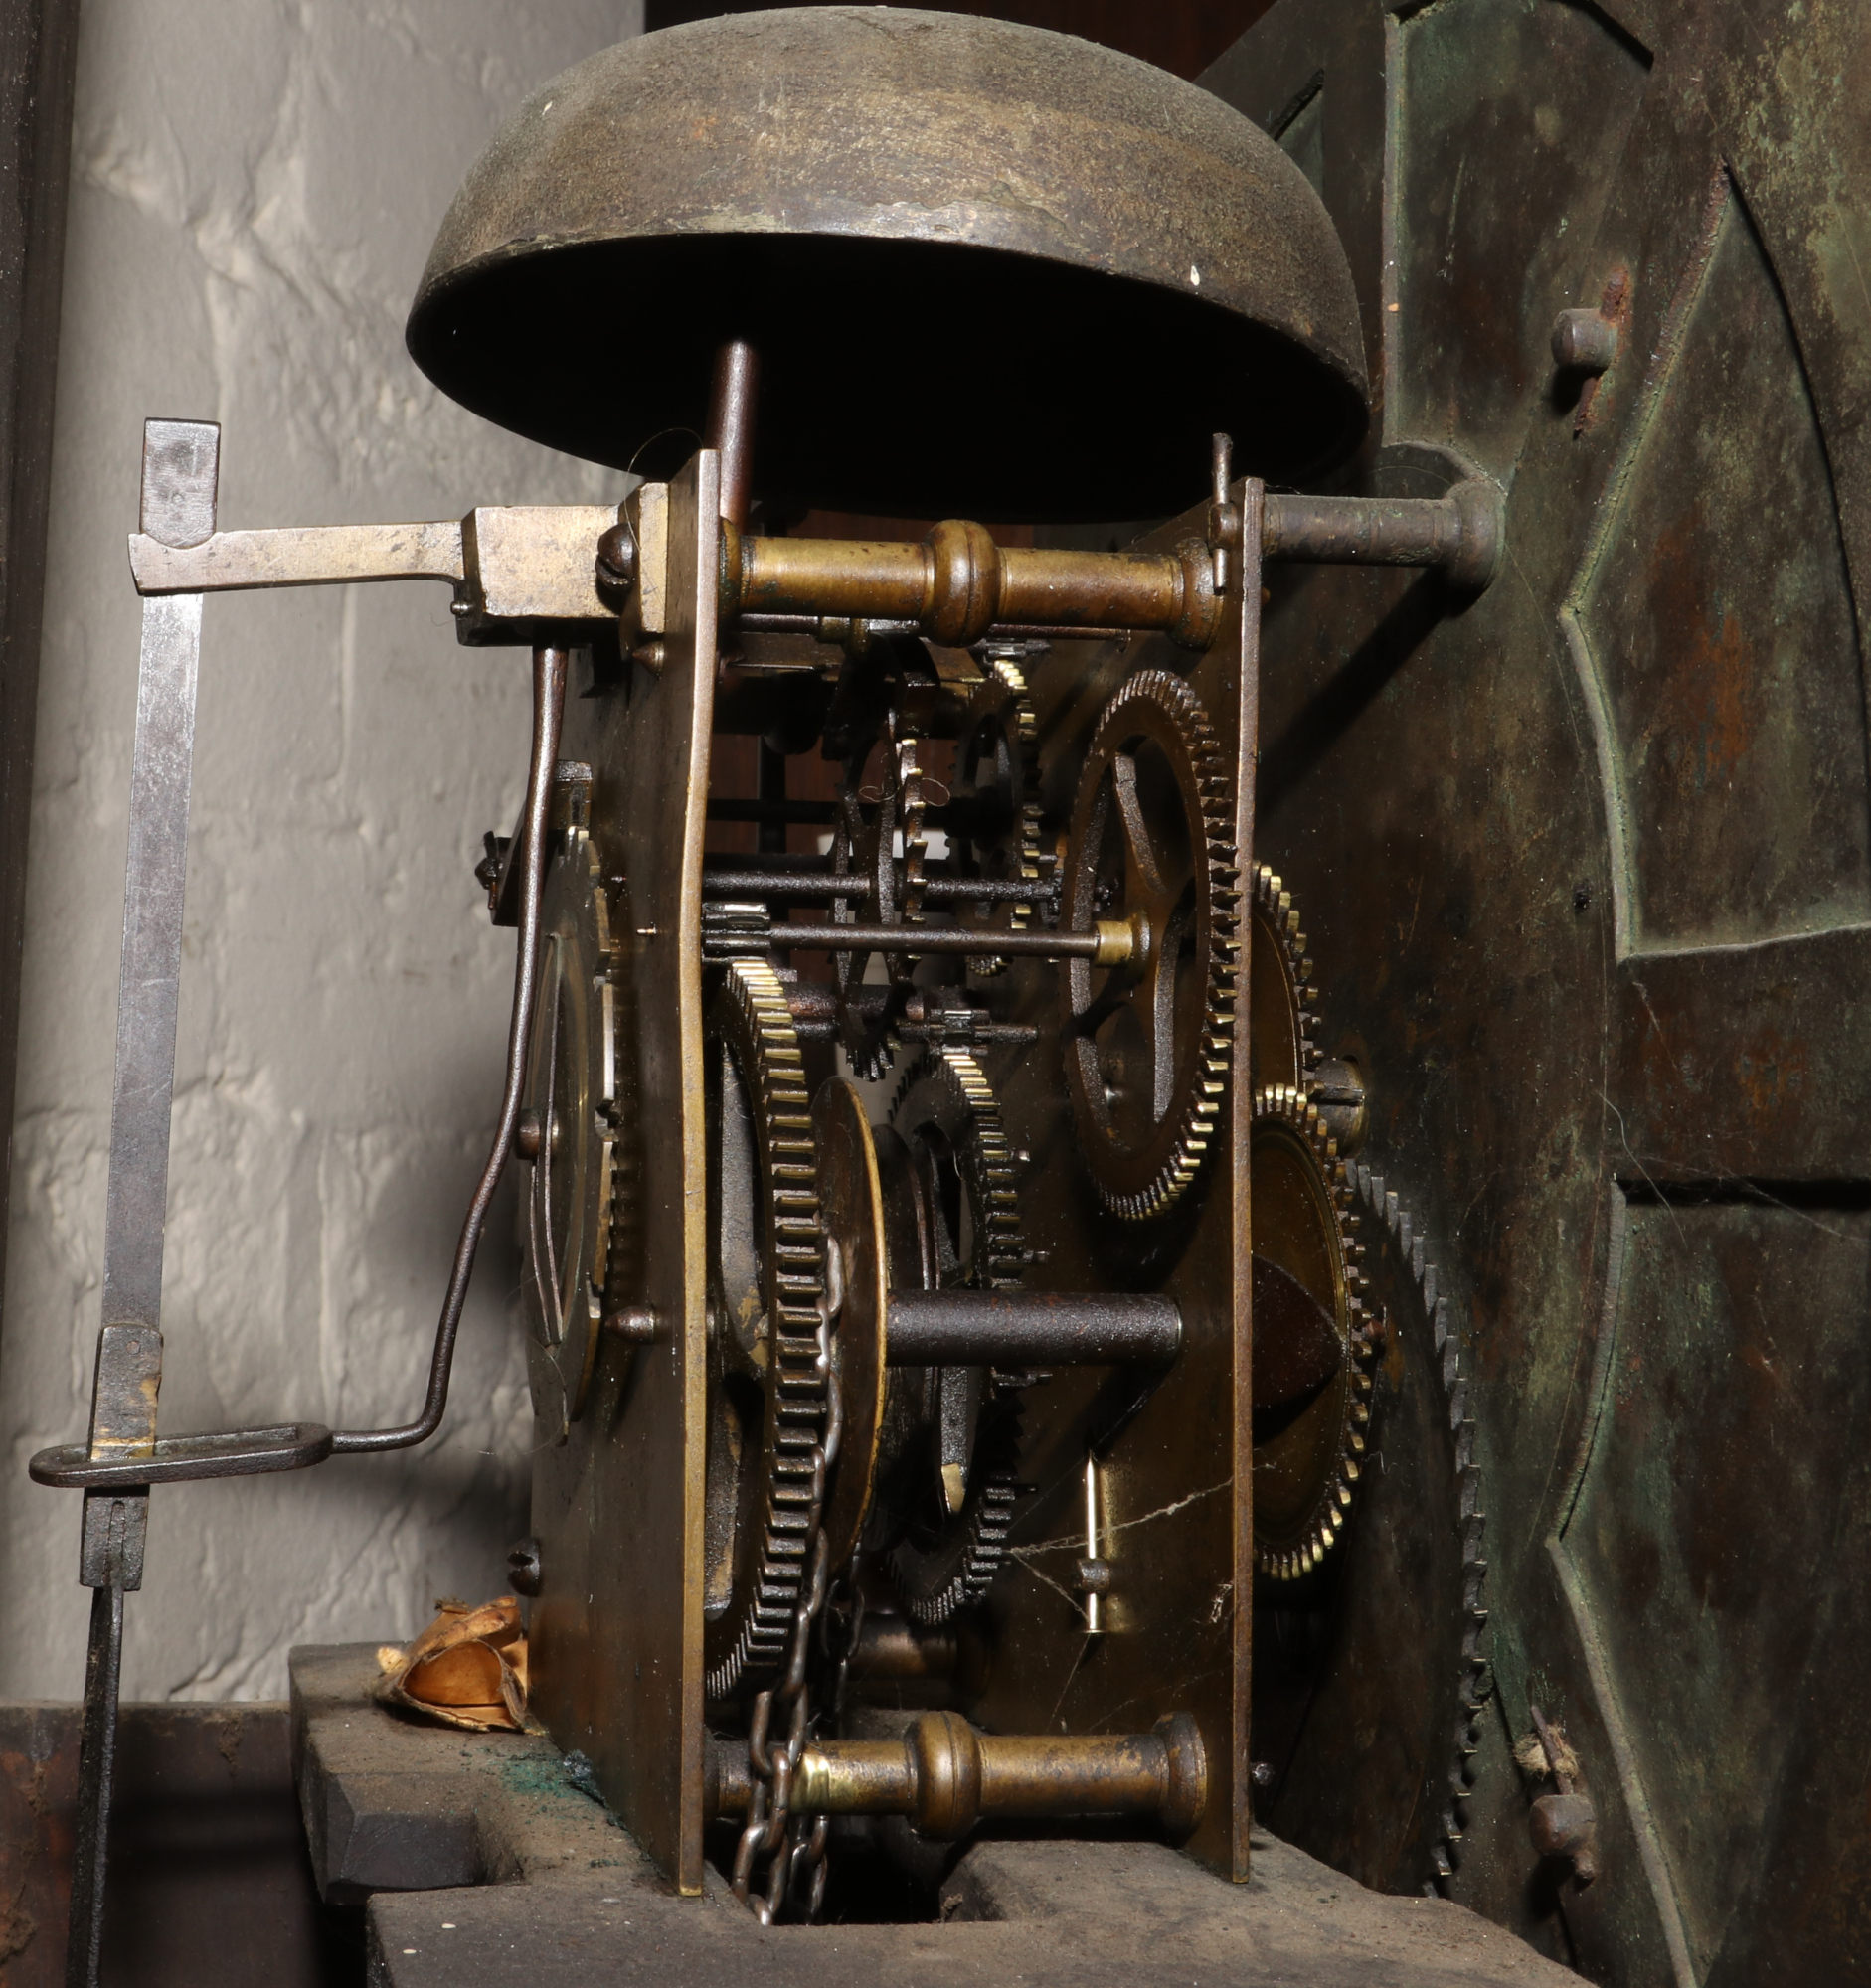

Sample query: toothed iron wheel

[1252,1156,1488,1896]
[881,1046,1028,1625]
[1060,670,1240,1220]
[520,818,620,1433]
[702,957,831,1702]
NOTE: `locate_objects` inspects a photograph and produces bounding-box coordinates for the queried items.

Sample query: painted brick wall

[0,0,641,1701]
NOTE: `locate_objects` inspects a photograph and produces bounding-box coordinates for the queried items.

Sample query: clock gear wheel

[1252,1161,1489,1899]
[829,728,929,1080]
[879,1046,1029,1625]
[951,647,1048,976]
[701,955,832,1702]
[1059,669,1240,1220]
[1249,862,1320,1094]
[1249,1084,1379,1580]
[520,810,620,1434]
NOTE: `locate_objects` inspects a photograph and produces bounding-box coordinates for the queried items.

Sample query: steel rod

[707,338,760,531]
[703,867,1055,905]
[885,1289,1182,1366]
[738,612,1139,645]
[330,644,567,1452]
[1261,482,1500,590]
[746,920,1114,960]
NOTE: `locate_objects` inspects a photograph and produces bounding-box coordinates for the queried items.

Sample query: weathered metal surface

[405,9,1368,520]
[32,1424,334,1490]
[127,506,622,647]
[527,450,720,1895]
[101,420,215,1341]
[1205,0,1871,1980]
[1262,485,1500,591]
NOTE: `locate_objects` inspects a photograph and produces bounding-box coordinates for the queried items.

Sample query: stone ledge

[290,1644,1578,1987]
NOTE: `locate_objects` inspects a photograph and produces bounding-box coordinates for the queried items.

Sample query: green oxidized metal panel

[1209,0,1871,1978]
[1389,0,1650,477]
[1565,1193,1871,1980]
[1576,189,1871,950]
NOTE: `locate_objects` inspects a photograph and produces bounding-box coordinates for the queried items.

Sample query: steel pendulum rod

[63,418,221,1988]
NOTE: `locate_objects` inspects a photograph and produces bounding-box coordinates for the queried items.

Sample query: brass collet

[711,1710,1208,1843]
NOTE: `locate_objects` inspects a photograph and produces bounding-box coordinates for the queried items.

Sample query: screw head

[507,1536,543,1597]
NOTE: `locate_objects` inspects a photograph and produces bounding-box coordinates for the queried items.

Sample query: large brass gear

[951,648,1046,975]
[1250,1084,1380,1580]
[881,1045,1028,1624]
[521,816,620,1433]
[1059,669,1240,1220]
[702,956,831,1702]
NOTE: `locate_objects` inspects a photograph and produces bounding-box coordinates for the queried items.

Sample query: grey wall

[0,0,642,1701]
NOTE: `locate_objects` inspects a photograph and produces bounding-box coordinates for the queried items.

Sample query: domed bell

[406,6,1369,523]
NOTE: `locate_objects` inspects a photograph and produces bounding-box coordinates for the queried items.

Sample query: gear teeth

[829,740,929,1080]
[897,735,928,930]
[1065,671,1240,1222]
[1251,863,1319,1094]
[1252,1086,1373,1586]
[1338,1159,1488,1897]
[956,653,1047,975]
[887,1046,1031,1622]
[702,958,828,1704]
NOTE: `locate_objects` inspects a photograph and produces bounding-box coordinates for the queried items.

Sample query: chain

[731,1313,843,1922]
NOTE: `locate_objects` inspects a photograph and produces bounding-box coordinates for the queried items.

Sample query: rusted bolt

[507,1536,543,1597]
[514,1109,543,1161]
[1525,1703,1600,1884]
[1250,1760,1276,1789]
[1551,308,1618,374]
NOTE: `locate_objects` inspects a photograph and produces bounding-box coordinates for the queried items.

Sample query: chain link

[731,1313,843,1922]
